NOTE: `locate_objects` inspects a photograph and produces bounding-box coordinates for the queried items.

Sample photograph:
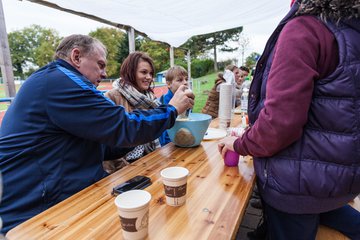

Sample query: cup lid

[114,190,151,210]
[160,167,189,180]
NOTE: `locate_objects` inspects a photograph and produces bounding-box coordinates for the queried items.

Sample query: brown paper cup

[160,167,189,206]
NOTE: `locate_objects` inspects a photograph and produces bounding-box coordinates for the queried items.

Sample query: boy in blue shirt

[159,66,188,145]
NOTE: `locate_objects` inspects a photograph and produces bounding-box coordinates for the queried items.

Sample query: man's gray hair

[55,34,107,60]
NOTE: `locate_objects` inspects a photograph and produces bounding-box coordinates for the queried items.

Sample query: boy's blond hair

[165,66,188,82]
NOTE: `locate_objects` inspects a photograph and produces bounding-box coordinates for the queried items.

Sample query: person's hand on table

[218,136,238,159]
[169,85,195,115]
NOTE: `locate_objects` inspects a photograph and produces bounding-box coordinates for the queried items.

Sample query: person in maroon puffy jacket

[219,0,360,239]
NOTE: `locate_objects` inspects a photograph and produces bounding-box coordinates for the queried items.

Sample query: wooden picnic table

[6,113,255,240]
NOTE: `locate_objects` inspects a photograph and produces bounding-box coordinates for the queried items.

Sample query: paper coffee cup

[114,190,151,240]
[160,167,189,206]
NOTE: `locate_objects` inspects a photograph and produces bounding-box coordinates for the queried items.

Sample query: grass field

[0,73,217,112]
[191,72,217,113]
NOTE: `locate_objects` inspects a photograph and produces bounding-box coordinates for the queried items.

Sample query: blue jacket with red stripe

[0,59,178,233]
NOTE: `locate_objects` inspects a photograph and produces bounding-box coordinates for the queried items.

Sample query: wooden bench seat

[316,196,360,240]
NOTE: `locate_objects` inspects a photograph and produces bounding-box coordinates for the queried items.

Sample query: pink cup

[224,150,240,167]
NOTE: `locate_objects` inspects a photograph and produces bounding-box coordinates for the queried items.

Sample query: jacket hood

[297,0,360,22]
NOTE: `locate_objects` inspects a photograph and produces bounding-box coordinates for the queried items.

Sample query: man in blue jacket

[0,34,194,234]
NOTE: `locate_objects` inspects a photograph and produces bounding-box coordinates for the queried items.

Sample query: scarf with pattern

[113,79,161,161]
[113,79,161,109]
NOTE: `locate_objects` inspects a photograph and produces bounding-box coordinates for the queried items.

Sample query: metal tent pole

[0,0,16,98]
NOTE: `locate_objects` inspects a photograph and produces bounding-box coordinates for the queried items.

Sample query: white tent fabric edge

[1,0,291,97]
[24,0,289,48]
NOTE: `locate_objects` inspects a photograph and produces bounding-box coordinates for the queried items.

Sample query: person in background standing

[235,66,250,107]
[219,0,360,239]
[202,64,240,118]
[240,66,251,90]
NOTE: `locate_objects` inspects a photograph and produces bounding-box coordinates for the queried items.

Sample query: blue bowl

[167,113,212,147]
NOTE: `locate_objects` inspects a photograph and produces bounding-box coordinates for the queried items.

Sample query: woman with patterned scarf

[104,52,161,174]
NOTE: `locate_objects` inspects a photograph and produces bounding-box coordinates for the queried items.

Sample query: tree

[8,25,60,77]
[116,34,142,64]
[245,52,261,69]
[181,26,243,71]
[173,48,187,69]
[89,27,125,78]
[34,31,61,68]
[140,40,175,71]
[180,36,208,59]
[139,40,169,72]
[7,31,27,76]
[238,33,250,66]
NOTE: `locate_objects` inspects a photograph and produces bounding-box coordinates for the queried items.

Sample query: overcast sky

[2,0,290,63]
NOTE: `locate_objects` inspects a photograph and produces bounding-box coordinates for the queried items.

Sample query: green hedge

[191,59,214,78]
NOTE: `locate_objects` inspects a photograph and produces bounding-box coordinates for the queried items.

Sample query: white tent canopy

[25,0,289,47]
[1,0,290,97]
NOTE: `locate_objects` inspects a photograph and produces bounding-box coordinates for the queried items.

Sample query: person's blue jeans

[264,201,360,240]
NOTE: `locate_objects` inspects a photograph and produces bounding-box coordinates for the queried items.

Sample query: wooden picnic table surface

[6,113,255,240]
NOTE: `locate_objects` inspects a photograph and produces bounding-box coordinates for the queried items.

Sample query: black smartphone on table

[112,175,152,196]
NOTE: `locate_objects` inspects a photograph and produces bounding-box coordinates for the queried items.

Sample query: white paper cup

[114,190,151,240]
[160,167,189,206]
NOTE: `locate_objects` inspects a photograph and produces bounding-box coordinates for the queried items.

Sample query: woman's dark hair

[120,51,155,92]
[239,66,250,73]
[296,0,360,22]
